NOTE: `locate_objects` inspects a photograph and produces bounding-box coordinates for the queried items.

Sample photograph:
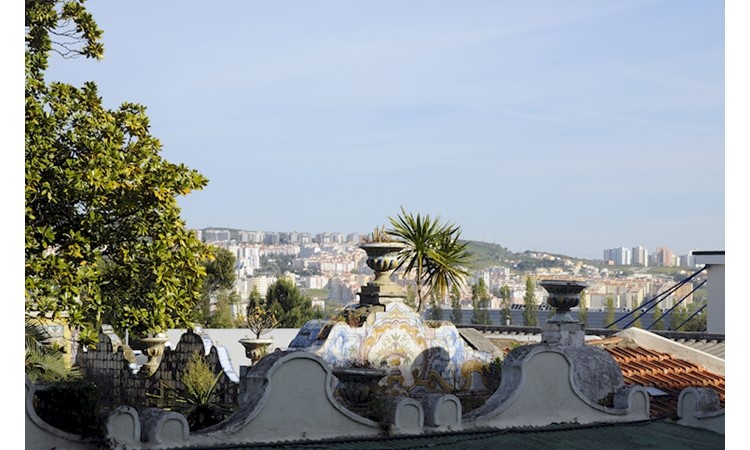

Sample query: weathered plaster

[463,344,650,429]
[677,387,725,434]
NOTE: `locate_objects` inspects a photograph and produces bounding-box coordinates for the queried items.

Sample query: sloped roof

[671,337,725,359]
[181,420,722,449]
[591,338,725,418]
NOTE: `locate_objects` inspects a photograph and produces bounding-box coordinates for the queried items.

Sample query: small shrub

[481,356,503,392]
[33,380,106,439]
[150,352,236,430]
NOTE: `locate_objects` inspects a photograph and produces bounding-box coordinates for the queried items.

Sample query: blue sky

[41,0,725,259]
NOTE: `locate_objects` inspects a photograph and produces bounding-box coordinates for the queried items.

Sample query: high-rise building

[655,247,674,267]
[603,247,630,265]
[632,246,648,267]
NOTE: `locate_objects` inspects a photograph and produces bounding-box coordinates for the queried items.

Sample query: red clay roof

[601,345,724,418]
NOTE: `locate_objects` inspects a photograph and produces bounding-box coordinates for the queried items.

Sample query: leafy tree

[630,299,643,329]
[427,292,444,321]
[265,278,318,327]
[470,278,492,325]
[193,247,237,326]
[387,208,472,312]
[604,297,617,329]
[247,287,264,311]
[650,304,665,330]
[578,289,588,328]
[669,304,689,331]
[522,276,538,326]
[25,0,209,338]
[499,285,512,325]
[449,284,463,324]
[202,247,237,293]
[681,302,707,332]
[207,290,240,328]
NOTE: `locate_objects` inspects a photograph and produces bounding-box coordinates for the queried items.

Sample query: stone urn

[332,367,387,404]
[239,337,274,365]
[134,334,169,376]
[358,242,407,305]
[540,280,588,323]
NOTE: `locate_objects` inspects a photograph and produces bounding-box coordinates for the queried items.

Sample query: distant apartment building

[603,247,631,265]
[259,245,301,257]
[315,232,333,244]
[300,275,330,290]
[231,245,261,278]
[632,246,648,267]
[585,279,653,310]
[202,228,231,243]
[327,277,359,304]
[247,275,276,298]
[655,247,675,267]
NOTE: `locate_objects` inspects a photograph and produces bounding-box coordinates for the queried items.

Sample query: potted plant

[239,303,278,364]
[332,358,387,404]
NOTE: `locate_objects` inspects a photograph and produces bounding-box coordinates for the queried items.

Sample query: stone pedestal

[542,321,585,346]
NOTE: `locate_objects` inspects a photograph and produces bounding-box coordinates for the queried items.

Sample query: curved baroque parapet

[25,379,92,450]
[190,351,382,446]
[463,344,650,429]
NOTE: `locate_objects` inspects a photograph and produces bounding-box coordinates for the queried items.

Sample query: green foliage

[265,278,318,327]
[151,352,234,431]
[604,297,617,329]
[449,284,463,324]
[470,279,492,325]
[427,292,443,320]
[246,288,279,339]
[32,379,105,439]
[25,0,209,338]
[202,246,237,292]
[522,276,538,326]
[630,298,643,329]
[680,302,707,332]
[387,208,472,312]
[499,284,512,325]
[651,304,665,330]
[257,254,296,276]
[25,317,80,383]
[578,290,588,328]
[193,246,237,327]
[462,241,513,271]
[481,356,503,392]
[206,290,240,328]
[669,304,689,331]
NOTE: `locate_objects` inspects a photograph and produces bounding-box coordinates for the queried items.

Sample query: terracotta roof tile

[601,345,725,419]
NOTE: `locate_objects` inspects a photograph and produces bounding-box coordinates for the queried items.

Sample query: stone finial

[358,242,407,306]
[540,280,587,346]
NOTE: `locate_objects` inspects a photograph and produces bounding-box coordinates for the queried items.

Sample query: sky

[37,0,727,260]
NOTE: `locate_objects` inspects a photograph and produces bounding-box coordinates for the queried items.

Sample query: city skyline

[198,225,699,263]
[40,0,725,260]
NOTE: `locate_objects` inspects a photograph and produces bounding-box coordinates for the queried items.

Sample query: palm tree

[387,208,472,312]
[25,317,80,383]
